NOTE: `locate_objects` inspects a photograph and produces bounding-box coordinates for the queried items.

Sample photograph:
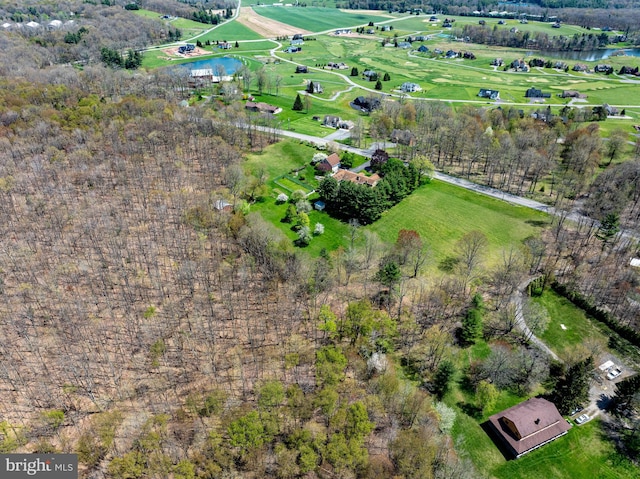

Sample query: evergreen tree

[307,81,315,94]
[553,356,594,414]
[375,79,382,90]
[292,94,304,111]
[383,72,390,81]
[350,67,359,76]
[235,41,239,48]
[432,360,455,400]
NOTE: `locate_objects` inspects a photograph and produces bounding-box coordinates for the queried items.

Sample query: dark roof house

[417,45,429,53]
[525,87,551,98]
[295,65,308,73]
[488,398,571,458]
[478,89,500,100]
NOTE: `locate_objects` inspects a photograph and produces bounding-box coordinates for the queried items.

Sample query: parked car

[607,367,622,380]
[569,406,584,416]
[575,414,589,424]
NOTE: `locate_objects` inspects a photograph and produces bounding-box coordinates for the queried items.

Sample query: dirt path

[237,7,312,38]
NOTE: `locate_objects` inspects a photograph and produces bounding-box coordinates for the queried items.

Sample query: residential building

[400,82,422,93]
[478,89,500,100]
[487,398,571,458]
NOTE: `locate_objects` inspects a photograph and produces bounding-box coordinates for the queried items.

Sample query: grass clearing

[534,289,609,361]
[367,179,549,267]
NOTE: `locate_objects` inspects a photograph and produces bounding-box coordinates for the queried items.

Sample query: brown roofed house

[317,153,341,173]
[488,397,571,458]
[333,169,380,187]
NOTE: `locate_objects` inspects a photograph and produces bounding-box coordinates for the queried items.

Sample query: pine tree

[375,80,382,90]
[292,94,304,111]
[383,72,390,81]
[307,81,314,94]
[350,67,359,76]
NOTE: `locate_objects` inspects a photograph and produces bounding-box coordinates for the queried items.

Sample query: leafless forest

[0,1,639,478]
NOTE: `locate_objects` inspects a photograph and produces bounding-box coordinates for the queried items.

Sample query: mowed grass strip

[251,7,387,32]
[367,179,549,267]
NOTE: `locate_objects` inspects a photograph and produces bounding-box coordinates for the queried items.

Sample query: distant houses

[560,90,587,99]
[308,82,323,93]
[400,82,422,93]
[245,101,282,115]
[525,87,551,99]
[351,96,381,113]
[417,45,429,53]
[390,129,416,146]
[178,43,196,54]
[327,62,348,70]
[323,115,354,129]
[594,64,613,74]
[619,66,640,76]
[295,65,308,73]
[491,58,504,66]
[362,70,378,81]
[290,38,304,46]
[397,41,412,49]
[285,46,302,53]
[334,29,352,35]
[189,69,232,86]
[511,59,529,72]
[478,89,500,100]
[572,63,588,72]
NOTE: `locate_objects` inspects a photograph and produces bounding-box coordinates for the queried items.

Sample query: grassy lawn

[252,7,389,31]
[367,179,549,267]
[534,289,609,361]
[196,22,265,42]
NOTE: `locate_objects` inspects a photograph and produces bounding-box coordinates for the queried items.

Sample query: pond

[530,48,640,62]
[176,56,244,74]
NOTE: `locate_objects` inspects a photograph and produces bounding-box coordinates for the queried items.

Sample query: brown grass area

[236,7,312,38]
[162,46,212,60]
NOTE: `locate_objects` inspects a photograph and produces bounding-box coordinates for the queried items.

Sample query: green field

[534,289,609,361]
[196,22,264,42]
[367,179,549,266]
[252,6,390,31]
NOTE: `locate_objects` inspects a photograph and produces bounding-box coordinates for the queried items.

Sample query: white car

[607,367,622,380]
[575,414,589,425]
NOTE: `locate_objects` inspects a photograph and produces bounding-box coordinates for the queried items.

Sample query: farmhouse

[491,58,504,66]
[397,41,412,49]
[217,42,232,50]
[334,29,352,35]
[285,46,302,53]
[381,25,392,31]
[290,39,304,46]
[401,82,422,93]
[488,397,571,458]
[295,65,308,73]
[316,153,341,173]
[245,101,282,115]
[333,169,381,187]
[572,63,588,72]
[445,50,458,58]
[327,62,348,70]
[417,45,429,53]
[478,89,500,100]
[292,33,304,40]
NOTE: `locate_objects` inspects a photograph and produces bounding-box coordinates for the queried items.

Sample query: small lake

[529,48,640,61]
[176,56,244,73]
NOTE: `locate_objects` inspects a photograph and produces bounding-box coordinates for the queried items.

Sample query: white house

[400,82,422,93]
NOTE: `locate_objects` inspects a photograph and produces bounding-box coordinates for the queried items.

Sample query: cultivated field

[237,7,312,38]
[251,6,390,32]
